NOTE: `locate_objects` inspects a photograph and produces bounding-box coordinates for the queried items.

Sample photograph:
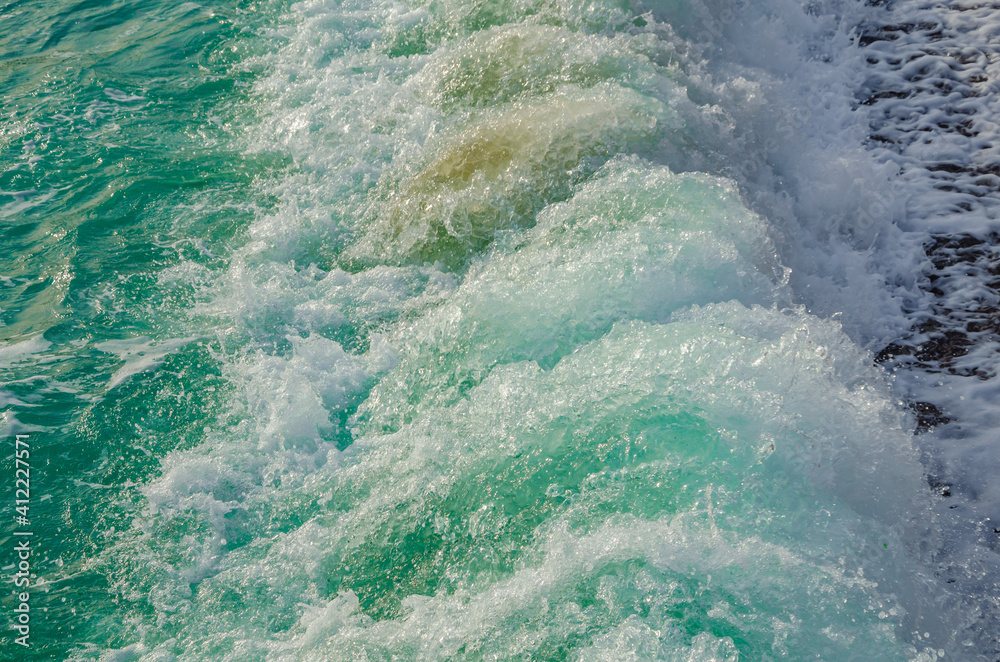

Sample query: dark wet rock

[929,476,953,496]
[912,401,951,432]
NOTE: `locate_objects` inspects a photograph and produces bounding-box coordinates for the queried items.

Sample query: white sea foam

[96,336,203,390]
[0,334,52,365]
[91,0,1000,658]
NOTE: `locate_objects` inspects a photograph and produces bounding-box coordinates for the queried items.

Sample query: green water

[1,0,274,656]
[0,0,959,659]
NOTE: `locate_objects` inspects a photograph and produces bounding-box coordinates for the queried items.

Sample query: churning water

[2,0,998,659]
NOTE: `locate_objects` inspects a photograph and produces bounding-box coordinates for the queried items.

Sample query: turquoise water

[0,0,970,659]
